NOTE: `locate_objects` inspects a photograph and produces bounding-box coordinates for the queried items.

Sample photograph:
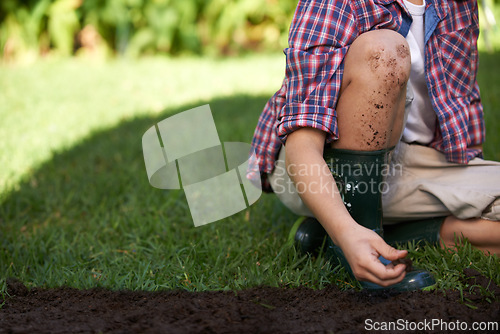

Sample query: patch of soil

[1,269,498,334]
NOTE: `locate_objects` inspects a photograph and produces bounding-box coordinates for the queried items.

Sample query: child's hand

[336,224,409,286]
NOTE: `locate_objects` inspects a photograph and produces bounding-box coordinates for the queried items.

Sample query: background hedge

[1,0,498,61]
[0,0,297,60]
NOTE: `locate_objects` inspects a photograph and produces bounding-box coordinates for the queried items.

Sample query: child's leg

[440,217,500,255]
[382,142,500,255]
[269,28,411,215]
[332,29,410,151]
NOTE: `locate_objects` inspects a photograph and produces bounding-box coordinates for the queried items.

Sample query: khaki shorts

[268,142,500,223]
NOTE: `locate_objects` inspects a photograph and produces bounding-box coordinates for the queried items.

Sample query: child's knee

[346,29,411,91]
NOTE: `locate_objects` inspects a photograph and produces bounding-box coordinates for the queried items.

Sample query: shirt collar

[376,0,449,20]
[426,0,449,20]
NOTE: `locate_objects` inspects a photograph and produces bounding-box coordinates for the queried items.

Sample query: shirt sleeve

[277,0,359,144]
[467,80,485,147]
[467,2,485,149]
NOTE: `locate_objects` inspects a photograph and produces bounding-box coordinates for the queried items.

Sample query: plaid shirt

[249,0,484,188]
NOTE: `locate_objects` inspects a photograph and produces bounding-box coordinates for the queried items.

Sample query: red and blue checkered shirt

[249,0,484,188]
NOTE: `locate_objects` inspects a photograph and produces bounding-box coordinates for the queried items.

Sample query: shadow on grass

[0,94,299,290]
[0,93,293,226]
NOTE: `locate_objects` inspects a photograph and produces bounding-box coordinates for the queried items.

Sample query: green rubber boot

[323,147,435,291]
[288,217,327,255]
[384,217,445,247]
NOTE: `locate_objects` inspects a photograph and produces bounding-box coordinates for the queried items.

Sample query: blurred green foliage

[2,0,499,61]
[0,0,298,60]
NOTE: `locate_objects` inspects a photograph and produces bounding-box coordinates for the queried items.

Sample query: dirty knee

[352,30,411,90]
[365,31,409,88]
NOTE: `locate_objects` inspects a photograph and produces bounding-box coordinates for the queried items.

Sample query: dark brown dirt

[367,49,383,72]
[1,269,499,334]
[396,44,410,59]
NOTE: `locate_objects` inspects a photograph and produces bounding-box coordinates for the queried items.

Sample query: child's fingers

[376,241,408,261]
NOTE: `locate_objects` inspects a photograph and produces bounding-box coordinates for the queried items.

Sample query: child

[249,0,500,289]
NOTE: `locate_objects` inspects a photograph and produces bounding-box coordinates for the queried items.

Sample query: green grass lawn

[0,52,499,303]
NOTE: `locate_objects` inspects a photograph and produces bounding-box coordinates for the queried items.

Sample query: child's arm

[285,127,408,286]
